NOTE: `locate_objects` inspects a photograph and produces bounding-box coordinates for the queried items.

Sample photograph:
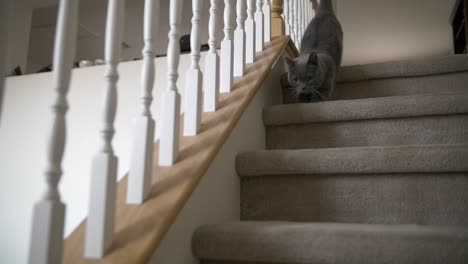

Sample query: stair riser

[267,115,468,150]
[241,173,468,225]
[282,72,468,103]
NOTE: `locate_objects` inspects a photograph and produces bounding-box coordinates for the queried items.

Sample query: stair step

[281,55,468,102]
[237,145,468,225]
[194,221,468,264]
[265,92,468,149]
[338,54,468,82]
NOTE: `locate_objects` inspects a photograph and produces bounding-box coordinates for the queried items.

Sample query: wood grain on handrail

[63,36,298,264]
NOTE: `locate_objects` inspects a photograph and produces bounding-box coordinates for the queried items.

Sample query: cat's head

[285,52,325,102]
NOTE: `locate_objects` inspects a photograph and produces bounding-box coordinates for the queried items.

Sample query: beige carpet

[193,55,468,264]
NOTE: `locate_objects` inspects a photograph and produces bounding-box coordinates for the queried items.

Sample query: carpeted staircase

[192,55,468,263]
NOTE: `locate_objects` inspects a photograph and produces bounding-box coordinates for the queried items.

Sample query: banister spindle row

[28,0,275,261]
[283,0,315,49]
[28,1,79,263]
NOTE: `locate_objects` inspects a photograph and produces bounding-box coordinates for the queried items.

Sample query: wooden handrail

[63,36,298,264]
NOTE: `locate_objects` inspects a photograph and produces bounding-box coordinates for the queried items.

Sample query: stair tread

[338,54,468,83]
[264,92,468,126]
[236,144,468,176]
[194,221,468,263]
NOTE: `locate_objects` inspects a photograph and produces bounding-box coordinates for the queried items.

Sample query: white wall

[27,0,233,73]
[336,0,457,65]
[0,52,205,264]
[150,57,284,264]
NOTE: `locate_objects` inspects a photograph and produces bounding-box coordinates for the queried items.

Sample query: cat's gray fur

[285,0,343,102]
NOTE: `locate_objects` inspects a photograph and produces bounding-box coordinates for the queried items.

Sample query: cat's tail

[318,0,334,13]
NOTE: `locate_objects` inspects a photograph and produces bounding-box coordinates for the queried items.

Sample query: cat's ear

[285,57,295,68]
[307,53,318,65]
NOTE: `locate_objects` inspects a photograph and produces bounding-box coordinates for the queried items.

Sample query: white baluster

[127,0,159,205]
[203,0,220,112]
[284,0,290,36]
[298,0,303,48]
[245,0,256,63]
[220,0,234,93]
[159,0,183,166]
[288,0,295,45]
[28,1,78,263]
[302,0,306,37]
[85,0,125,258]
[255,0,264,52]
[184,0,204,135]
[263,0,271,42]
[293,0,299,46]
[0,0,7,124]
[233,0,246,77]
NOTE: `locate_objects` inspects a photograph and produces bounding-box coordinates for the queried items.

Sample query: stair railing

[25,0,273,263]
[272,0,316,50]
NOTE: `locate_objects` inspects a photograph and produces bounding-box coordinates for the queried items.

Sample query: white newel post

[245,0,256,63]
[220,0,234,93]
[255,0,264,52]
[85,0,125,258]
[27,1,78,264]
[284,0,290,36]
[203,0,220,112]
[263,0,271,42]
[233,0,246,77]
[0,0,7,124]
[288,0,295,45]
[184,0,204,135]
[159,0,183,166]
[127,0,159,205]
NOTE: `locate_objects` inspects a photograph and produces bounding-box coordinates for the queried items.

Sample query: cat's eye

[293,78,298,82]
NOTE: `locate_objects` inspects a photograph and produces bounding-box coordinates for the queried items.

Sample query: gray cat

[285,0,343,103]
